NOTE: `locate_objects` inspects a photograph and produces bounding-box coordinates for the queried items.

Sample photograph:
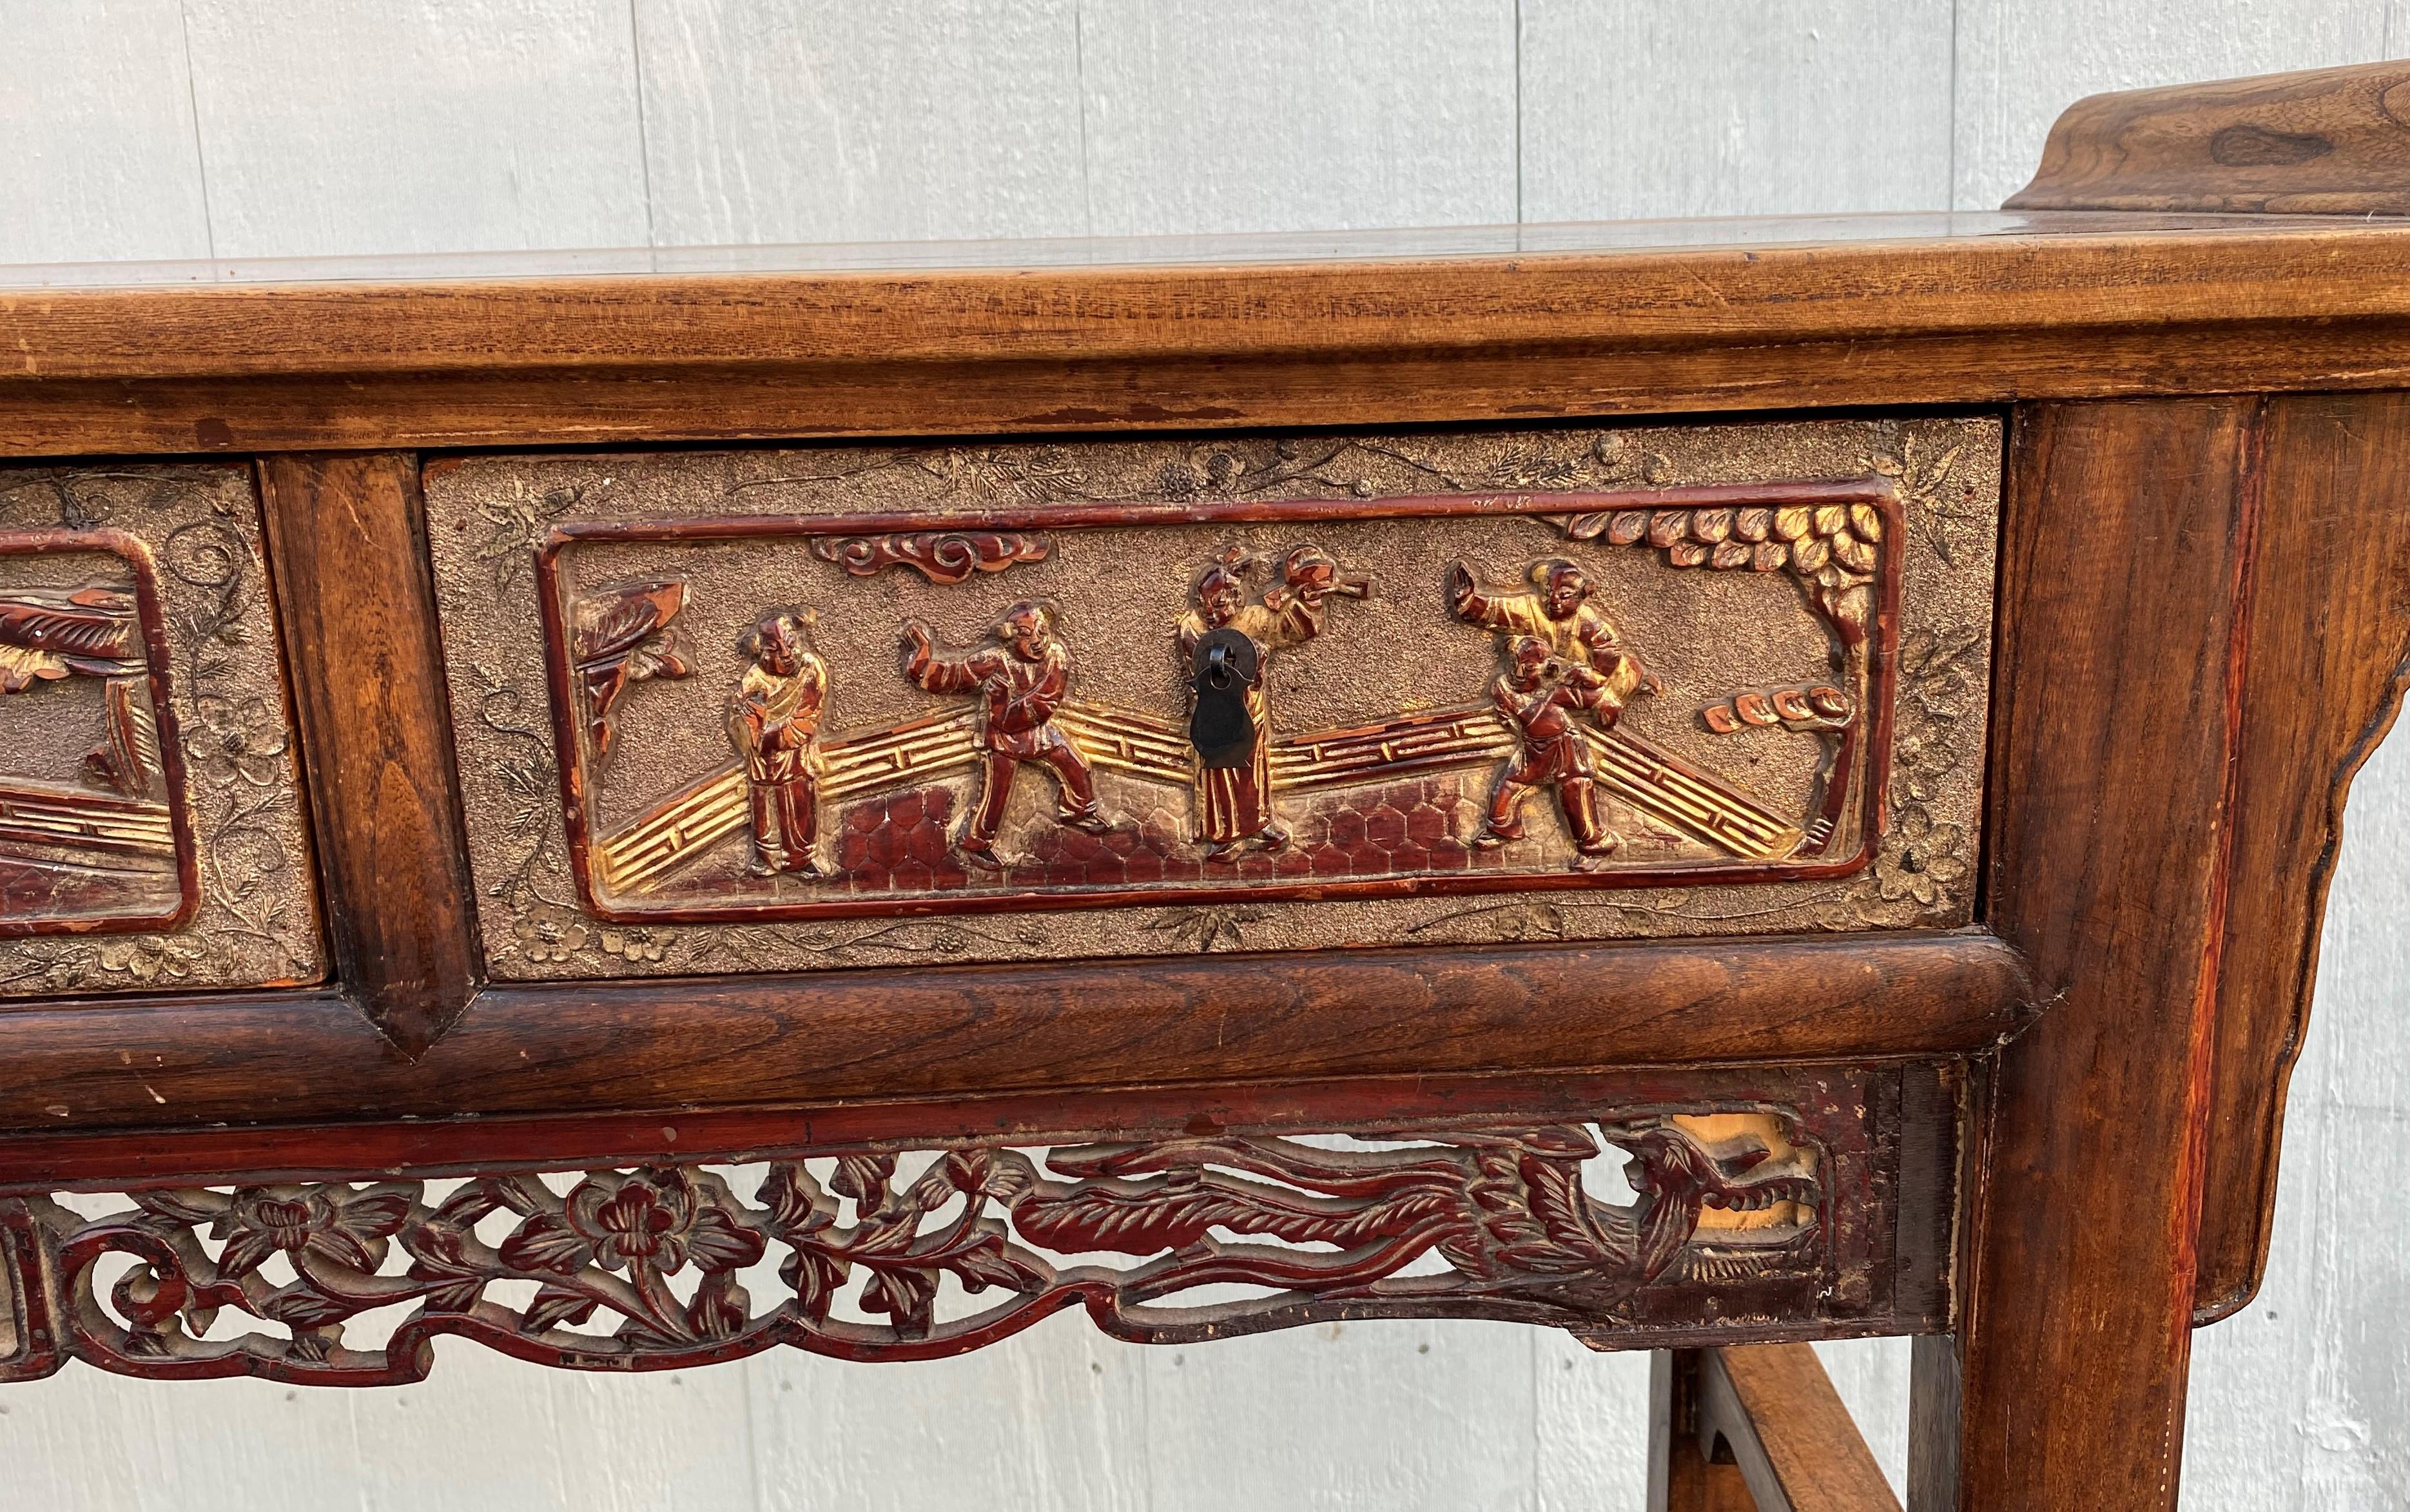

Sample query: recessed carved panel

[0,468,322,996]
[427,421,1997,980]
[0,1069,1932,1383]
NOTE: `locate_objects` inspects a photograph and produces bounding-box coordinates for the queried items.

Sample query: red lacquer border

[534,482,1901,924]
[0,528,199,938]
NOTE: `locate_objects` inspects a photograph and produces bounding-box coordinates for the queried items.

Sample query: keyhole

[1205,643,1233,690]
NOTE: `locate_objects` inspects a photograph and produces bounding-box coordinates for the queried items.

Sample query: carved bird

[0,583,141,692]
[570,579,692,764]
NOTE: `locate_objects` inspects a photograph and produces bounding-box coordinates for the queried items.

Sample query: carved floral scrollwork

[2,1115,1824,1384]
[810,530,1053,585]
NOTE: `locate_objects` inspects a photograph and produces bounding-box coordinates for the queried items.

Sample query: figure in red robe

[1175,547,1365,864]
[902,600,1109,869]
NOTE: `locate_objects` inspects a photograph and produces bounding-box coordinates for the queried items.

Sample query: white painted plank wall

[1,4,2406,1507]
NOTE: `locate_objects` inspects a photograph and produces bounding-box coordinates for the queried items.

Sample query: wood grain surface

[18,224,2410,380]
[2008,60,2410,215]
[1947,398,2265,1511]
[257,454,481,1056]
[2191,391,2410,1322]
[13,222,2410,456]
[1704,1344,1903,1512]
[0,929,2030,1140]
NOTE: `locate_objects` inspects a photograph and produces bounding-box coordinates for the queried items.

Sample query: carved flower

[501,1169,764,1277]
[1143,906,1267,953]
[512,901,593,964]
[212,1185,411,1280]
[1890,731,1961,806]
[193,693,290,788]
[596,927,673,964]
[1871,808,1967,910]
[96,938,200,985]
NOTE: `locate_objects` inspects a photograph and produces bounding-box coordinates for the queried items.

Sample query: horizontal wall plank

[1521,0,1953,222]
[0,0,213,266]
[636,0,1089,244]
[1077,0,1517,235]
[180,0,650,257]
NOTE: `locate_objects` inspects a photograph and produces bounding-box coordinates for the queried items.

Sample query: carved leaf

[521,1284,599,1334]
[942,1231,1047,1295]
[405,1226,489,1313]
[781,1245,850,1323]
[859,1263,939,1337]
[758,1164,831,1235]
[258,1287,363,1331]
[831,1154,897,1211]
[83,677,159,797]
[572,581,684,664]
[499,1212,592,1275]
[685,1204,767,1274]
[686,1272,752,1341]
[215,1225,282,1282]
[134,1190,220,1226]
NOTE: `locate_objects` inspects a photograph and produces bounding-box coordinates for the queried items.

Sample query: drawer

[0,465,320,994]
[424,418,1999,982]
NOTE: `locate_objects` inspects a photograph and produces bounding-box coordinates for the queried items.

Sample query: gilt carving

[424,421,1998,980]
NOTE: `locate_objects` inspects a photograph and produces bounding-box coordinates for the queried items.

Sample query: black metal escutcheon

[1188,626,1260,768]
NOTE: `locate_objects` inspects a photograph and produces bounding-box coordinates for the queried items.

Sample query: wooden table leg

[1649,1346,1900,1512]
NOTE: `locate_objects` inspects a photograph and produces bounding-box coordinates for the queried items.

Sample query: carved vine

[1,1115,1822,1383]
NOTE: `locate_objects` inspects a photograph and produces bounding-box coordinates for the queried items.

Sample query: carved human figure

[725,608,828,878]
[1446,556,1660,700]
[902,600,1109,869]
[1175,546,1364,863]
[1481,635,1621,866]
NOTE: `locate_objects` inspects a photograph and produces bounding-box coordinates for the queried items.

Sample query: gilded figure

[1176,546,1367,863]
[902,599,1109,869]
[1446,556,1659,701]
[726,608,828,878]
[1481,635,1622,866]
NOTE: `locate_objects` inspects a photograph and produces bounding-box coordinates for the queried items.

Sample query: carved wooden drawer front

[0,465,320,995]
[427,419,1998,980]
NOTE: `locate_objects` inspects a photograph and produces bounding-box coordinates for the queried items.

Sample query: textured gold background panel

[425,420,1998,980]
[0,465,323,996]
